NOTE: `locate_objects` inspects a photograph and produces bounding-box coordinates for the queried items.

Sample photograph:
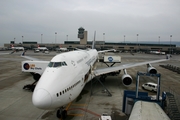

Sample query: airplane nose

[32,89,52,109]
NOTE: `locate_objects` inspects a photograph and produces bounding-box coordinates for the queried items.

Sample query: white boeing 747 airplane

[21,32,169,119]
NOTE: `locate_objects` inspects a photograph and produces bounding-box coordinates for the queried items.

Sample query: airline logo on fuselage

[23,63,42,70]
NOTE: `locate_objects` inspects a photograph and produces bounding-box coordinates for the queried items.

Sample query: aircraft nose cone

[32,89,52,109]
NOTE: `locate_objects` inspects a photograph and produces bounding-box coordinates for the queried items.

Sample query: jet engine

[33,73,41,81]
[23,73,41,92]
[147,63,157,74]
[122,69,133,86]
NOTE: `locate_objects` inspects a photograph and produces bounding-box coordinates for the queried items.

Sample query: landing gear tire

[56,109,67,119]
[56,110,61,118]
[62,110,67,119]
[100,75,106,82]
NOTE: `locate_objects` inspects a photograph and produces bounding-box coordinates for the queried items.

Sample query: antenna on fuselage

[92,31,96,49]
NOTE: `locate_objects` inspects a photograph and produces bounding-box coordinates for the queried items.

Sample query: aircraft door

[84,66,91,83]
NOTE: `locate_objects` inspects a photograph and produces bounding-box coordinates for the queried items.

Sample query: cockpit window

[54,62,61,67]
[48,61,67,67]
[48,62,53,67]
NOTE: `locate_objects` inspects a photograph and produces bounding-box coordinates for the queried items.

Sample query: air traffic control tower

[78,27,87,44]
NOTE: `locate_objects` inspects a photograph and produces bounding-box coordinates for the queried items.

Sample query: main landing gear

[56,107,67,119]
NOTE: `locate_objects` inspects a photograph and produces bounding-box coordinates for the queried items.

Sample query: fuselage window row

[56,80,81,97]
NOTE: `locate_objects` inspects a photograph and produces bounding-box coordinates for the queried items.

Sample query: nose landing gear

[56,107,67,119]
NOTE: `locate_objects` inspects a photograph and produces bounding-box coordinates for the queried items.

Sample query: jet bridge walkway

[122,71,167,115]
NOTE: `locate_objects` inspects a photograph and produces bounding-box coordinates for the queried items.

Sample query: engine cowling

[122,74,133,86]
[147,67,157,74]
[33,73,41,81]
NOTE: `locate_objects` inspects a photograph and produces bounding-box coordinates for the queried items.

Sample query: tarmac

[0,50,180,120]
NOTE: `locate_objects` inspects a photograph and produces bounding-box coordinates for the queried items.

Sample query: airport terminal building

[3,27,180,54]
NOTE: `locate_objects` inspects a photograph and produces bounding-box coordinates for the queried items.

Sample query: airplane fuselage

[12,47,24,51]
[32,49,98,109]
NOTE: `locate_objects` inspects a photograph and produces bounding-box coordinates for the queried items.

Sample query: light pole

[137,34,139,51]
[103,33,105,41]
[22,36,23,43]
[124,35,125,43]
[170,35,172,54]
[55,32,57,44]
[66,35,68,41]
[14,38,16,44]
[158,36,160,44]
[41,34,43,43]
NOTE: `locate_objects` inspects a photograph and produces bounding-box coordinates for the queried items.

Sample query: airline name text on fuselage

[85,56,96,66]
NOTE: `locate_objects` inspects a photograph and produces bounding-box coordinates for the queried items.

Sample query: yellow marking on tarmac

[60,102,87,119]
[65,102,72,110]
[71,104,87,106]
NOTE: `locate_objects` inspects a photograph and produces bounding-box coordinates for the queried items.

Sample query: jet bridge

[136,71,161,101]
[122,71,167,115]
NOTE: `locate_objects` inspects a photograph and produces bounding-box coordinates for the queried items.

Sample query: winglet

[92,31,96,49]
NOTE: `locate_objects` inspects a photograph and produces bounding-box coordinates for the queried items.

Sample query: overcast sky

[0,0,180,46]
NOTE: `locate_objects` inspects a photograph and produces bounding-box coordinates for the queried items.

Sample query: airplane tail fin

[22,51,26,56]
[92,31,96,49]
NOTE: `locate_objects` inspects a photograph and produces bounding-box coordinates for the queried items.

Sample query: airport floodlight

[22,36,23,43]
[170,35,172,54]
[103,33,105,41]
[41,34,43,43]
[55,32,57,43]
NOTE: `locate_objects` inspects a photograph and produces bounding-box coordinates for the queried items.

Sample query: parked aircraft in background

[33,45,48,53]
[21,32,169,119]
[150,50,165,55]
[37,45,48,51]
[56,45,68,52]
[10,44,24,51]
[56,47,68,52]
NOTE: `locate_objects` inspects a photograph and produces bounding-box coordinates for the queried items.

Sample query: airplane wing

[21,55,42,61]
[21,51,42,61]
[93,58,169,76]
[98,49,116,53]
